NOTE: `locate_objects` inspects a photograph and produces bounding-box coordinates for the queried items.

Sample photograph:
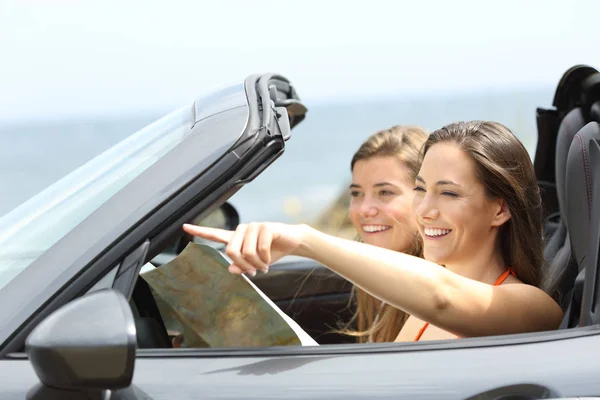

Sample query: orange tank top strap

[413,267,517,342]
[494,267,516,285]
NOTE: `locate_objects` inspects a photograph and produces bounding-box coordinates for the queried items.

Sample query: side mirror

[151,201,241,266]
[25,290,137,399]
[190,201,240,248]
[192,201,240,231]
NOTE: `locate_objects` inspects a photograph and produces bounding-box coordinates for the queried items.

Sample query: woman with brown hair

[343,125,427,343]
[184,121,563,341]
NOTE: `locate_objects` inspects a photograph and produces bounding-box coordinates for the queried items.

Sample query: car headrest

[552,65,599,114]
[565,121,600,267]
[556,108,586,217]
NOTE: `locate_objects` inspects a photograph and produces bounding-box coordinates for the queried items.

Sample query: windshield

[0,105,194,291]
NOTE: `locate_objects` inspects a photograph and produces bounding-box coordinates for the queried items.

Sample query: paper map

[140,242,318,347]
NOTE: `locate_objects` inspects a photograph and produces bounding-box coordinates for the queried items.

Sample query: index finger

[182,224,234,244]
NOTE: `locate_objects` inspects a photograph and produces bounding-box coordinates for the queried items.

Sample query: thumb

[182,224,233,244]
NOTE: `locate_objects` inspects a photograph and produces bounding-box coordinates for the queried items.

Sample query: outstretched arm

[183,223,563,337]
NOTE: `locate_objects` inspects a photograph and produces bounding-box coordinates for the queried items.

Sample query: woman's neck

[444,244,507,284]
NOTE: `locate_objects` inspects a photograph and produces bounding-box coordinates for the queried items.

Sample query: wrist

[294,224,318,259]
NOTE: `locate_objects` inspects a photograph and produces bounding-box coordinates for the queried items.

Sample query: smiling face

[412,142,511,266]
[349,156,419,252]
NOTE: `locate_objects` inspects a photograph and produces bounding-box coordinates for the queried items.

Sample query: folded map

[140,242,318,348]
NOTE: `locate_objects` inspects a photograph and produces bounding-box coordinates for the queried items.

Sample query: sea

[0,87,554,225]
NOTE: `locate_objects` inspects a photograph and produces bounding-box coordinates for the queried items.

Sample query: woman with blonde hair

[343,125,427,343]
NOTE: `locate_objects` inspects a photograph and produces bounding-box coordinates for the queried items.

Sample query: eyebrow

[415,176,462,187]
[374,182,399,188]
[349,182,399,189]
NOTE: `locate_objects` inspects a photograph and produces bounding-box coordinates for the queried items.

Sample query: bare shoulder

[493,281,564,332]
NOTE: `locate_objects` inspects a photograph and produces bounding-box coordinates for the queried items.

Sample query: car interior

[126,64,600,350]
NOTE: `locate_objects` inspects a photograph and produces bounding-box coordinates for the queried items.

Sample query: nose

[414,193,439,221]
[358,196,379,218]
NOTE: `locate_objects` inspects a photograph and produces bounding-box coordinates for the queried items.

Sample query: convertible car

[1,69,600,399]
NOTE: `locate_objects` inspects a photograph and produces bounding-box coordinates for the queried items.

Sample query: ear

[491,198,511,227]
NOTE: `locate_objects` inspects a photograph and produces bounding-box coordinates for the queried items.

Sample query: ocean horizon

[0,87,555,224]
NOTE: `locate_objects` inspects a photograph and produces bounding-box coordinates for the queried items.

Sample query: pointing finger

[183,224,233,244]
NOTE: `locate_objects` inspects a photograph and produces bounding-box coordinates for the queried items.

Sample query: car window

[0,105,194,292]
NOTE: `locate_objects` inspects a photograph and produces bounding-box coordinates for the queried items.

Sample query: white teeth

[363,225,391,233]
[424,228,451,237]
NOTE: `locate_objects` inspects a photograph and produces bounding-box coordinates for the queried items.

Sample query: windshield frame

[0,73,306,356]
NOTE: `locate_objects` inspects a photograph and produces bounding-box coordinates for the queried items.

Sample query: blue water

[0,88,554,224]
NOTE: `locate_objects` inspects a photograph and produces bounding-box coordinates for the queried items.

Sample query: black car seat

[537,67,599,261]
[558,118,600,328]
[579,130,600,327]
[540,108,586,303]
[538,67,600,304]
[542,107,586,263]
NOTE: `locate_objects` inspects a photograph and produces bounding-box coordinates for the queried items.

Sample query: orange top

[413,267,516,342]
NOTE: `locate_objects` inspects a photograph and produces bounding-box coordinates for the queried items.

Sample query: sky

[1,0,600,121]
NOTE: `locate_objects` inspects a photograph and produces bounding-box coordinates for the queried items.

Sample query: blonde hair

[342,125,428,343]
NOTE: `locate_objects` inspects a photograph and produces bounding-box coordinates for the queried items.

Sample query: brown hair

[343,125,428,343]
[423,121,544,286]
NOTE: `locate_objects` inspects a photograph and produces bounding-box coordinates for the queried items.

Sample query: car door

[6,313,600,399]
[128,329,600,399]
